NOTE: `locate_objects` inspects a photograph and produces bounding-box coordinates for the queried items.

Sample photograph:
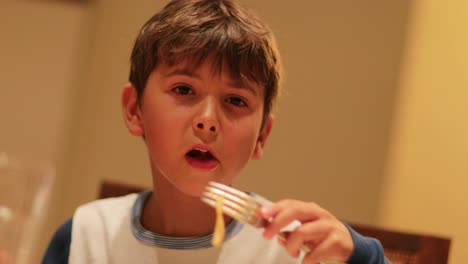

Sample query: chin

[168,172,234,198]
[174,181,207,198]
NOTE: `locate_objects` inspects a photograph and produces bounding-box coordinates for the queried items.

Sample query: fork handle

[277,232,346,264]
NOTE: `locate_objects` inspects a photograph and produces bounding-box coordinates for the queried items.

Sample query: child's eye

[226,96,247,107]
[172,85,194,95]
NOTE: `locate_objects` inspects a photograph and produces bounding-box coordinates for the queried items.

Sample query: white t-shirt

[69,192,302,264]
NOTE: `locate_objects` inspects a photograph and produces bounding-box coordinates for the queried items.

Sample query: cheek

[142,94,190,133]
[141,102,185,154]
[223,119,261,163]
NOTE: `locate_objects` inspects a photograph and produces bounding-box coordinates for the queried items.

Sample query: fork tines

[201,181,266,227]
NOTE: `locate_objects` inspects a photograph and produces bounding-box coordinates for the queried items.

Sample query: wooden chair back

[99,180,146,199]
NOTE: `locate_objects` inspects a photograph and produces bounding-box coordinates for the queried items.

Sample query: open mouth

[185,147,219,170]
[186,148,216,161]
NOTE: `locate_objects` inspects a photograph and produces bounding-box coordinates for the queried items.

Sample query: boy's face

[122,59,273,197]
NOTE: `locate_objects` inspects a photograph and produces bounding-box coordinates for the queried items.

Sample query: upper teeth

[194,148,209,153]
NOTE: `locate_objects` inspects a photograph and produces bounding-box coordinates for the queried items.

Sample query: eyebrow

[164,68,258,96]
[227,79,258,96]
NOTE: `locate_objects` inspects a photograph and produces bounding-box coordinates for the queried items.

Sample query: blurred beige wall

[0,1,86,162]
[378,1,468,263]
[2,0,465,263]
[0,2,88,262]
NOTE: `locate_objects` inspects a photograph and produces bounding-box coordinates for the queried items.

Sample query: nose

[193,98,219,138]
[195,122,217,133]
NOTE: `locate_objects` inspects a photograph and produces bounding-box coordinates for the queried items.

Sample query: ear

[122,83,144,136]
[252,114,274,160]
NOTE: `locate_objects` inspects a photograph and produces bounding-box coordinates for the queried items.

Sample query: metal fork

[201,181,345,264]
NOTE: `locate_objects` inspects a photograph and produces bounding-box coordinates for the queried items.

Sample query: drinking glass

[0,152,54,264]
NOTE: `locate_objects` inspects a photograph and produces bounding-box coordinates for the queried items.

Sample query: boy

[43,0,389,263]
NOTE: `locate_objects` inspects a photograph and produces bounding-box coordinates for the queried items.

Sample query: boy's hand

[259,199,353,264]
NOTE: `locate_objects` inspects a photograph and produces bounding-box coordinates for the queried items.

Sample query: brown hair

[129,0,282,122]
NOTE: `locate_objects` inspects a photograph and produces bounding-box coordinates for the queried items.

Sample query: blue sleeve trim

[345,224,391,264]
[42,218,72,264]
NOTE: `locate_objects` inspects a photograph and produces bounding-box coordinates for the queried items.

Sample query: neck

[142,176,231,237]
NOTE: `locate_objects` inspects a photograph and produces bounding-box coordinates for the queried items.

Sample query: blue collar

[131,191,244,249]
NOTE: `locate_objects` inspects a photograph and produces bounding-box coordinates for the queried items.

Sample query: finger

[277,236,286,248]
[278,233,304,259]
[262,201,314,239]
[258,204,278,219]
[277,231,302,258]
[284,220,331,257]
[262,200,326,239]
[283,231,305,258]
[276,199,329,222]
[259,199,309,219]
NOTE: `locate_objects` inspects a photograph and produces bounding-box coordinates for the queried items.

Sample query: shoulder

[70,193,141,263]
[75,193,138,217]
[73,193,138,220]
[42,219,73,264]
[42,194,140,264]
[72,193,139,237]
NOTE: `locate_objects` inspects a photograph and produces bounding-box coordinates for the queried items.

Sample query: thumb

[258,203,280,219]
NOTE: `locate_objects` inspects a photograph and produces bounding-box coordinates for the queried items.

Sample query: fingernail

[260,206,272,217]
